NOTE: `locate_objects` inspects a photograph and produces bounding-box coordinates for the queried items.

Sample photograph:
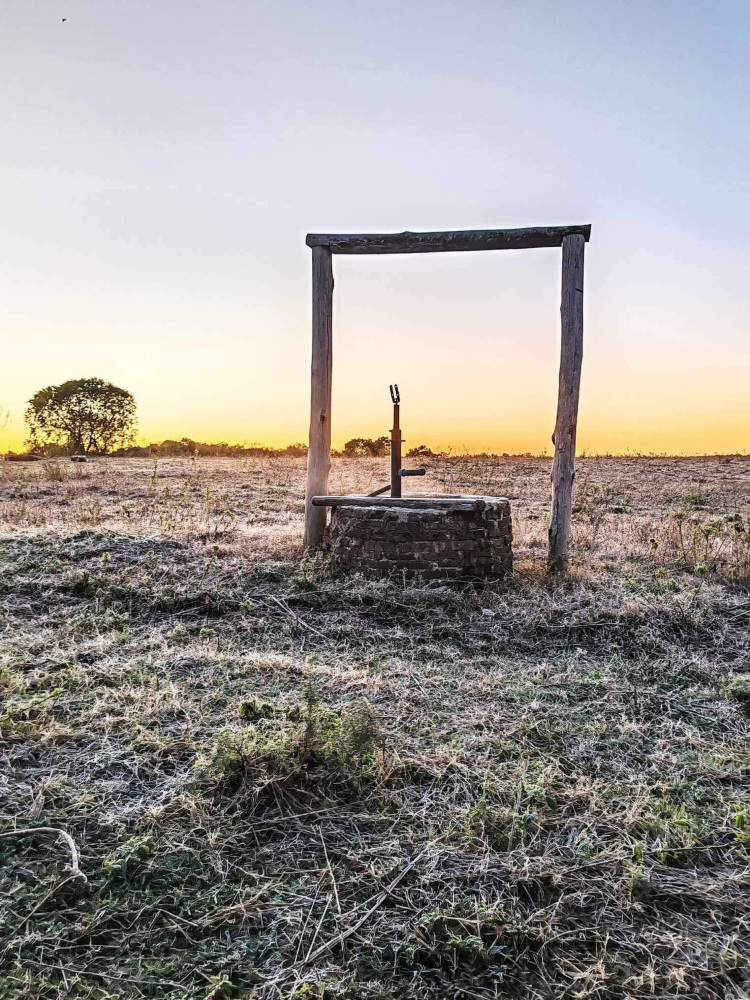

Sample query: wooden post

[548,233,585,575]
[304,246,334,548]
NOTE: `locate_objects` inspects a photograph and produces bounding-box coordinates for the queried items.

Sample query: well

[304,224,589,575]
[323,496,512,580]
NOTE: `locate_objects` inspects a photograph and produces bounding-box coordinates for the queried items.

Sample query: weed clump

[238,697,276,722]
[728,675,750,713]
[197,686,382,789]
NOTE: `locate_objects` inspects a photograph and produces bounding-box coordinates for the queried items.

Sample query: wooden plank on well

[312,495,492,512]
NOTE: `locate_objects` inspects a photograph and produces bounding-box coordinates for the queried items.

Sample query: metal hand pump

[366,385,427,498]
[390,384,402,498]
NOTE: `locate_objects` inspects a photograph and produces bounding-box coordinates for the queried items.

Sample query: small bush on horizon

[342,436,391,458]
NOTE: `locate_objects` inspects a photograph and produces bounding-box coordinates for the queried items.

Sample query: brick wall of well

[326,500,512,579]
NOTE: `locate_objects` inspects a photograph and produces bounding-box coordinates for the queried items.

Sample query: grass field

[2,454,750,999]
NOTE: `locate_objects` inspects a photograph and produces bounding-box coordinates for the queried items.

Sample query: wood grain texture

[548,234,585,574]
[312,495,491,511]
[306,225,591,255]
[303,246,334,548]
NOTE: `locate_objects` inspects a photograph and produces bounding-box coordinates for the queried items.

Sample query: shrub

[343,437,390,458]
[728,676,750,713]
[196,687,382,787]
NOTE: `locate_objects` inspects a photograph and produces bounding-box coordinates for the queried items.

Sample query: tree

[25,378,137,455]
[343,436,390,458]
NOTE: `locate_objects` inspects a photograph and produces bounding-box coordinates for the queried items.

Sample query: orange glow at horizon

[2,241,750,458]
[2,341,749,457]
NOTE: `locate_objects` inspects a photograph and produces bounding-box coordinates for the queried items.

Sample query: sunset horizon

[3,353,750,457]
[3,1,750,460]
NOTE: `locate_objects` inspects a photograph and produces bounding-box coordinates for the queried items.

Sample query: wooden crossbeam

[306,225,590,255]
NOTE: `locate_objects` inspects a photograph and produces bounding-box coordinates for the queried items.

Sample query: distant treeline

[3,436,547,461]
[112,438,440,459]
[3,438,310,459]
[110,438,310,458]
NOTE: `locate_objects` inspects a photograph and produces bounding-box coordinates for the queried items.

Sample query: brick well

[325,498,512,580]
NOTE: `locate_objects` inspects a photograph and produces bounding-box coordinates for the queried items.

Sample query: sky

[1,0,749,454]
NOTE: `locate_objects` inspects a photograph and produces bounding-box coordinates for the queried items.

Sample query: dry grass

[2,455,750,998]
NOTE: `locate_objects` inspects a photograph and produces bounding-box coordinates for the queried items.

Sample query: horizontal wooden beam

[306,225,591,255]
[312,495,505,511]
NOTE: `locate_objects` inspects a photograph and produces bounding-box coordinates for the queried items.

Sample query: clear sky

[2,0,749,454]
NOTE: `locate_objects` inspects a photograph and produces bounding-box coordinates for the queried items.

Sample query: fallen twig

[0,826,87,882]
[270,595,327,638]
[298,841,433,968]
[319,826,341,916]
[11,874,82,934]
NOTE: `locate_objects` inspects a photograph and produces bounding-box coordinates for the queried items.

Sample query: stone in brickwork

[325,498,512,579]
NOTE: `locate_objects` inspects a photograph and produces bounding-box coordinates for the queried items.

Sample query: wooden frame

[303,224,590,574]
